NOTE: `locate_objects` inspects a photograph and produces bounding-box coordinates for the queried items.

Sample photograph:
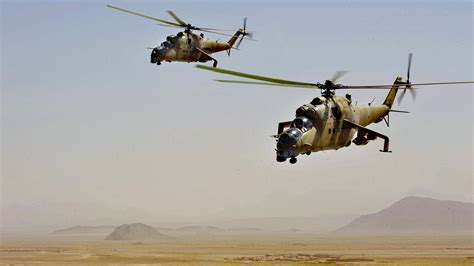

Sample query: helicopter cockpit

[278,128,302,146]
[291,116,313,132]
[276,127,301,162]
[161,35,178,49]
[160,41,172,48]
[166,35,177,43]
[276,116,313,162]
[151,35,177,63]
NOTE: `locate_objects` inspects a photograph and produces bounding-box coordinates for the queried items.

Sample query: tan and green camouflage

[107,5,246,67]
[196,64,474,164]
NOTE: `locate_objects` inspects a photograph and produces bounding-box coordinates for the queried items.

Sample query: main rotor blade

[107,5,181,26]
[166,10,187,26]
[199,30,257,41]
[344,81,474,89]
[345,84,408,89]
[404,81,474,86]
[215,80,318,89]
[157,23,182,28]
[159,24,234,32]
[196,65,317,87]
[200,29,256,40]
[199,27,237,31]
[330,71,349,83]
[198,29,235,37]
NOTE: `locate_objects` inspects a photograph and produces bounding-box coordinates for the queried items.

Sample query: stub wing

[343,119,391,153]
[195,47,218,67]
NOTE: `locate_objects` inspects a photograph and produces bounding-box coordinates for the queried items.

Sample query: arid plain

[1,233,473,265]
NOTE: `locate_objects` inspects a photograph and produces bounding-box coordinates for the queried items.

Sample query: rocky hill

[335,196,473,235]
[105,223,165,240]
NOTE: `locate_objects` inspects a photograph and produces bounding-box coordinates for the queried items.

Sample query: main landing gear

[289,157,297,164]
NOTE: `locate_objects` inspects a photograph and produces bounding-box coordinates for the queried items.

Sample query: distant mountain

[335,196,473,235]
[105,223,165,240]
[51,225,115,235]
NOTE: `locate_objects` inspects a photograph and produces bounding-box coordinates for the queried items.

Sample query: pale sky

[1,0,472,231]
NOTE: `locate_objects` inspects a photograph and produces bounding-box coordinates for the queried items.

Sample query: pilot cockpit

[161,35,178,50]
[290,116,313,132]
[310,97,325,105]
[166,35,177,43]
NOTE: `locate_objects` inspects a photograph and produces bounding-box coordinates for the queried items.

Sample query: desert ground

[1,233,472,265]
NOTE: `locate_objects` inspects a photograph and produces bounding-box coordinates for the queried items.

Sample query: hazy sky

[1,0,472,231]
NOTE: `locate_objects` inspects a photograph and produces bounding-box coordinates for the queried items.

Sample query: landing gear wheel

[156,61,161,65]
[305,151,311,155]
[289,157,297,164]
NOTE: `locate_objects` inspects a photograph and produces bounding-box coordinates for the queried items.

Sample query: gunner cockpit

[290,116,313,132]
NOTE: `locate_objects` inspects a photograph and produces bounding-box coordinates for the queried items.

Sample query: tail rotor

[236,17,254,49]
[398,53,417,105]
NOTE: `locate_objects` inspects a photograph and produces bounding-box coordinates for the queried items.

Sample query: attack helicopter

[197,54,474,164]
[107,5,254,67]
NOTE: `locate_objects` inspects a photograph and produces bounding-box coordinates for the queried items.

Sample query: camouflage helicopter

[107,5,253,67]
[197,54,474,164]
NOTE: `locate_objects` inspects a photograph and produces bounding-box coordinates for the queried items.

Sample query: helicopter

[196,54,474,164]
[107,5,254,67]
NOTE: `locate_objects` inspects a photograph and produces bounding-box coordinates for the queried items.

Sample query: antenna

[369,97,376,106]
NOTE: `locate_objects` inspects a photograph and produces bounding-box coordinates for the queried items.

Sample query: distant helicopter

[107,5,254,67]
[197,54,474,164]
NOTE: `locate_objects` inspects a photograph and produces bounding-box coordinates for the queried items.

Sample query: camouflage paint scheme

[155,30,243,64]
[107,5,246,67]
[195,64,430,163]
[286,78,401,155]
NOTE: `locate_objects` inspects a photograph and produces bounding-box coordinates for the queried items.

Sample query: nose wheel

[289,157,297,164]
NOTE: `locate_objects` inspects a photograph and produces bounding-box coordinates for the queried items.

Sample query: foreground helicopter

[197,54,474,164]
[107,5,253,67]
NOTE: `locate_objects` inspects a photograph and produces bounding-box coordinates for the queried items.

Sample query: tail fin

[227,29,243,48]
[228,18,252,48]
[383,77,403,108]
[384,53,414,108]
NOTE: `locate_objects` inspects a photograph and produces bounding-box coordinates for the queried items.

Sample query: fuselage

[151,31,232,64]
[276,95,390,160]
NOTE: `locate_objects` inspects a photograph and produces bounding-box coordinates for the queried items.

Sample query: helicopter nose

[276,149,299,162]
[150,48,161,63]
[277,128,302,147]
[275,127,302,162]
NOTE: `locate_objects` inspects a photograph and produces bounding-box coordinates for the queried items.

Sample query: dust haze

[1,0,472,264]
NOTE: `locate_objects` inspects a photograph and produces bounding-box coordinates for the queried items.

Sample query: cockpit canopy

[161,35,179,49]
[161,41,172,48]
[166,35,177,42]
[291,116,313,132]
[278,128,302,146]
[310,96,326,106]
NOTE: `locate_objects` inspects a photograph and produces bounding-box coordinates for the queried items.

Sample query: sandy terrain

[1,233,472,264]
